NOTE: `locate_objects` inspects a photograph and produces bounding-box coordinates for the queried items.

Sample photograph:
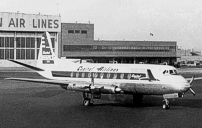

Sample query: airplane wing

[5,77,122,93]
[5,77,108,91]
[5,78,70,85]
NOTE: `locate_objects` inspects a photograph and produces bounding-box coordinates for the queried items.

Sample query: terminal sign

[0,12,61,32]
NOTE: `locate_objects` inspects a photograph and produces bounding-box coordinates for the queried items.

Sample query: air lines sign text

[0,13,61,32]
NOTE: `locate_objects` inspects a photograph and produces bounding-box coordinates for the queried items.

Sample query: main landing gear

[83,92,94,106]
[163,99,170,109]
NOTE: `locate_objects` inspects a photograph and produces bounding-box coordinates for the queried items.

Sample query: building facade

[0,12,177,67]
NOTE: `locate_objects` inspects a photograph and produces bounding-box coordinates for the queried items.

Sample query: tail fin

[37,31,57,68]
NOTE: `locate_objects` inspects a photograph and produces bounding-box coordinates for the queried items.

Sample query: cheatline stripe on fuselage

[52,71,146,80]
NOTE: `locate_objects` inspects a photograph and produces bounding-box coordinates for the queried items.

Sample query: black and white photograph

[1,0,202,127]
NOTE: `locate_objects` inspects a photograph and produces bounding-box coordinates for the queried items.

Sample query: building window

[68,30,74,33]
[21,49,25,59]
[21,37,25,48]
[15,37,36,60]
[10,49,14,59]
[0,37,4,47]
[37,38,41,48]
[51,38,55,48]
[26,37,31,48]
[31,38,35,48]
[10,37,14,48]
[36,38,41,59]
[63,45,177,52]
[81,30,87,34]
[0,37,14,59]
[31,49,35,59]
[5,37,9,47]
[0,49,4,59]
[16,37,21,48]
[16,49,20,59]
[75,30,80,33]
[26,49,30,59]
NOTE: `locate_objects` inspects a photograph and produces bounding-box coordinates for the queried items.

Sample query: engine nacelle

[91,85,122,94]
[60,83,89,92]
[60,83,122,94]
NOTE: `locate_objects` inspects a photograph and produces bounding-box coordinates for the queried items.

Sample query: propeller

[189,76,196,96]
[189,88,196,96]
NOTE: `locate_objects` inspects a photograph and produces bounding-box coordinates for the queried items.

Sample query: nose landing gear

[163,99,170,109]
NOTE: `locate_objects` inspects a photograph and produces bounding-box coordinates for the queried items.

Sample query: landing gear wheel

[83,92,94,106]
[83,99,91,106]
[163,99,170,109]
[163,104,170,109]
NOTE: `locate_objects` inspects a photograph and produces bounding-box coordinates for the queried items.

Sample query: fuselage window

[113,74,117,79]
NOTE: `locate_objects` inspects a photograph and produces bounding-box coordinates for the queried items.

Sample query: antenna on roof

[57,3,58,15]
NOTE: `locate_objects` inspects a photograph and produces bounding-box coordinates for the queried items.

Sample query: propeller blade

[189,88,196,96]
[189,76,195,85]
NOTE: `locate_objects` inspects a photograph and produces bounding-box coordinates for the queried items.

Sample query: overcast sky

[1,0,202,50]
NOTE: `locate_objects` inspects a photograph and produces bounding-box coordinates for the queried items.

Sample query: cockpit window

[170,70,174,74]
[163,70,168,74]
[173,70,178,75]
[163,70,178,75]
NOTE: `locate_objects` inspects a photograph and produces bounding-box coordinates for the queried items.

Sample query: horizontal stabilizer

[8,60,44,71]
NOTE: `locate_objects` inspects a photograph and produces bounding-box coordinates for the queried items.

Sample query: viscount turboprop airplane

[6,32,197,109]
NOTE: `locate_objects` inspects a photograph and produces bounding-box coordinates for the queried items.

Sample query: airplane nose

[182,83,191,92]
[176,82,190,92]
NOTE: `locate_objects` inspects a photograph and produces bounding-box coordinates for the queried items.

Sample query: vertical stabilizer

[37,31,57,68]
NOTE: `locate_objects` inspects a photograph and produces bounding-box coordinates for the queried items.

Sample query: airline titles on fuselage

[77,66,119,72]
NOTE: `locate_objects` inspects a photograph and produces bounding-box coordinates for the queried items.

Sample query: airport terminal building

[0,12,177,67]
[59,23,177,65]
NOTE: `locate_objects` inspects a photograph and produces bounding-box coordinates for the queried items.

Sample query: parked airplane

[6,32,197,109]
